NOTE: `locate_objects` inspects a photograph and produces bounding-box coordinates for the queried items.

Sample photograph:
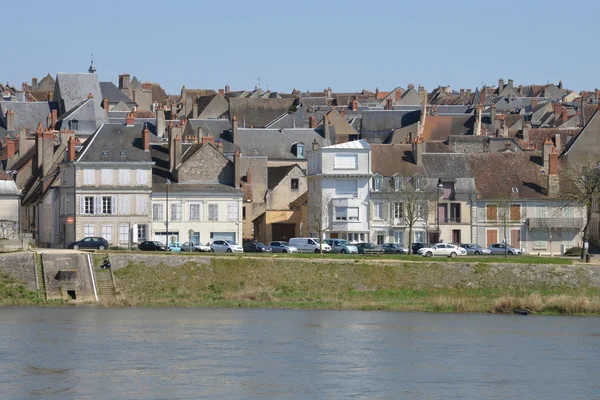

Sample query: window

[189,204,200,221]
[534,229,547,249]
[335,207,358,221]
[208,204,218,221]
[347,208,359,221]
[296,144,305,158]
[84,196,94,214]
[373,202,383,219]
[119,195,130,215]
[70,120,79,131]
[347,233,365,243]
[228,203,239,221]
[101,169,112,185]
[171,203,182,221]
[486,204,498,221]
[394,202,404,219]
[83,170,95,185]
[101,225,112,243]
[242,206,246,220]
[335,179,358,196]
[394,231,404,245]
[377,233,385,245]
[373,177,381,191]
[136,196,148,215]
[136,170,147,185]
[414,231,425,244]
[442,182,455,200]
[119,170,130,185]
[102,196,113,214]
[153,204,163,221]
[394,177,402,191]
[137,225,146,242]
[291,178,299,190]
[334,153,358,169]
[564,207,574,219]
[83,224,94,237]
[535,205,547,219]
[119,225,128,244]
[510,204,521,221]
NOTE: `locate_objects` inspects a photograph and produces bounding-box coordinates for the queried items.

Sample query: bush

[110,246,128,251]
[563,246,582,257]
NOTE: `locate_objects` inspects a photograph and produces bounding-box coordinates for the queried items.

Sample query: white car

[180,241,212,252]
[418,243,467,258]
[210,240,244,253]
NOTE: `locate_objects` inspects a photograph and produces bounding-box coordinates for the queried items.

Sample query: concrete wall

[0,252,36,290]
[178,145,233,184]
[42,253,95,301]
[266,168,306,210]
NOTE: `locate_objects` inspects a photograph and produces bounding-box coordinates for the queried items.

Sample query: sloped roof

[323,139,369,150]
[268,165,297,190]
[0,101,58,131]
[100,82,135,105]
[361,110,420,132]
[55,73,107,123]
[76,123,156,163]
[422,115,472,141]
[228,98,296,128]
[370,144,424,176]
[234,128,329,160]
[422,153,472,179]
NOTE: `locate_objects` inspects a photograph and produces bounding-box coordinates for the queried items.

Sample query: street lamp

[436,179,443,243]
[165,178,171,246]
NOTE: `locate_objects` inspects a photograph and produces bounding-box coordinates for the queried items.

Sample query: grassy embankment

[0,271,46,306]
[112,256,600,315]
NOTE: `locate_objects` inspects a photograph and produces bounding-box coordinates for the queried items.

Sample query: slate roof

[370,144,424,176]
[36,74,55,93]
[361,110,421,133]
[233,128,329,160]
[424,141,452,153]
[422,153,472,180]
[152,84,168,103]
[228,98,296,128]
[76,123,156,163]
[527,128,581,151]
[268,165,297,190]
[0,101,58,131]
[55,73,107,124]
[100,82,135,105]
[422,115,472,141]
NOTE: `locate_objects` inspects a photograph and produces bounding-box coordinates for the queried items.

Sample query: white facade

[0,179,21,239]
[307,140,371,241]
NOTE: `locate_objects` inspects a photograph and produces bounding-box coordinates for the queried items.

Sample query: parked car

[355,242,384,254]
[138,241,168,251]
[418,243,467,257]
[460,243,492,255]
[67,237,109,250]
[243,241,272,253]
[289,238,332,253]
[268,241,298,253]
[381,243,409,254]
[210,240,244,253]
[411,243,429,255]
[323,239,359,254]
[489,243,522,255]
[168,242,182,252]
[180,242,212,252]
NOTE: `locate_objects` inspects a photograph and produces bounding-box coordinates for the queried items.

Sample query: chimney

[32,77,38,91]
[246,168,252,184]
[36,124,43,171]
[418,86,427,134]
[518,85,524,96]
[225,84,230,94]
[154,105,165,138]
[197,127,204,140]
[562,108,568,123]
[87,92,93,100]
[466,88,472,98]
[232,115,239,144]
[375,87,379,98]
[558,80,563,89]
[351,99,358,111]
[385,98,393,110]
[201,132,215,146]
[5,110,14,131]
[522,123,530,142]
[173,134,181,171]
[339,109,345,118]
[51,109,57,129]
[192,101,198,119]
[502,121,508,138]
[548,146,560,197]
[47,113,52,129]
[47,91,53,101]
[132,89,136,103]
[142,124,150,151]
[311,138,320,151]
[233,149,241,188]
[126,112,135,126]
[480,89,487,105]
[217,140,223,153]
[18,128,27,155]
[131,106,137,119]
[119,74,130,91]
[218,88,224,96]
[531,98,538,109]
[505,140,511,150]
[323,113,330,141]
[395,89,402,101]
[67,136,76,161]
[474,105,482,136]
[21,82,28,91]
[507,79,514,89]
[412,136,423,166]
[490,104,497,126]
[553,103,562,119]
[103,97,109,116]
[555,133,562,152]
[309,115,317,128]
[5,138,16,159]
[498,78,504,92]
[41,129,54,176]
[543,138,553,171]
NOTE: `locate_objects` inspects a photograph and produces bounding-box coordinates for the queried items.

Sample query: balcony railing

[439,217,462,224]
[528,218,584,229]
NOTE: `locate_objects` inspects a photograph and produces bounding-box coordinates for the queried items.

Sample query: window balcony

[528,218,584,229]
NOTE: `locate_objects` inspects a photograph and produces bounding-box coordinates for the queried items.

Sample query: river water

[0,308,599,399]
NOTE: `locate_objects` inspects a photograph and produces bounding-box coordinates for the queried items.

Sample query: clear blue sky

[4,0,600,95]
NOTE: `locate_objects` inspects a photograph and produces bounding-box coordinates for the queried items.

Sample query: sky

[3,0,600,95]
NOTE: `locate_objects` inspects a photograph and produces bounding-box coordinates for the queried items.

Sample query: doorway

[452,229,461,244]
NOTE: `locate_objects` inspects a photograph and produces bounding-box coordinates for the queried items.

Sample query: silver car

[210,240,244,253]
[489,243,522,255]
[460,244,492,255]
[323,239,359,254]
[268,241,298,253]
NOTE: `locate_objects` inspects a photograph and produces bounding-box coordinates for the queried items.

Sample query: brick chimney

[312,138,319,150]
[232,115,239,144]
[103,97,109,116]
[142,124,150,151]
[225,84,230,94]
[5,138,16,159]
[562,108,568,123]
[498,78,504,92]
[21,82,28,91]
[51,109,57,129]
[5,110,14,131]
[412,136,423,166]
[339,109,345,118]
[126,112,135,127]
[60,128,74,146]
[246,168,252,184]
[233,149,241,188]
[131,106,137,119]
[47,91,53,101]
[351,99,358,111]
[558,80,563,89]
[531,98,538,109]
[32,77,38,92]
[218,89,224,96]
[309,115,317,128]
[542,138,553,171]
[553,103,562,119]
[156,105,165,138]
[522,123,530,142]
[217,140,223,153]
[41,128,54,176]
[67,136,76,161]
[119,74,130,91]
[385,98,393,110]
[548,146,560,197]
[192,101,198,119]
[201,132,215,146]
[18,128,27,155]
[480,89,486,105]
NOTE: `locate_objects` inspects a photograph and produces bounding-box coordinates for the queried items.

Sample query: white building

[307,139,371,242]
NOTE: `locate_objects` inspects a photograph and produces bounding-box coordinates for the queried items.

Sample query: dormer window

[120,150,127,157]
[394,177,402,191]
[373,177,382,191]
[296,143,305,158]
[102,151,109,158]
[70,119,79,131]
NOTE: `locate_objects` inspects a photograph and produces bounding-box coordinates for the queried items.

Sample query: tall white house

[307,139,371,242]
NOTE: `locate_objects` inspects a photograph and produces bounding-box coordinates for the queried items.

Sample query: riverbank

[110,256,600,315]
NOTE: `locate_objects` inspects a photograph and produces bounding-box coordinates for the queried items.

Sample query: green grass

[0,271,47,306]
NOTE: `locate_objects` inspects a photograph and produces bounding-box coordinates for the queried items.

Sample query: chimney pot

[531,98,538,109]
[246,168,252,184]
[68,137,76,161]
[5,139,16,159]
[312,138,319,150]
[126,112,135,126]
[142,125,150,151]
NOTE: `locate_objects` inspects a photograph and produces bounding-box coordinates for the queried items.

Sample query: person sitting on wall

[101,258,111,270]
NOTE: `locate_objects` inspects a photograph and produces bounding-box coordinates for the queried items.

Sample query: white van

[289,238,332,253]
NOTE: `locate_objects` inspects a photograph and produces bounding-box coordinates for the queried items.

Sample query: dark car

[138,241,168,251]
[355,242,384,254]
[242,241,272,253]
[67,237,109,250]
[411,243,428,255]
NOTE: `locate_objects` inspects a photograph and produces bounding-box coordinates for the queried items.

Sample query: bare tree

[492,199,513,258]
[0,220,17,240]
[559,157,600,260]
[308,192,333,253]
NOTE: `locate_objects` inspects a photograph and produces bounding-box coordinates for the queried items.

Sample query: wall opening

[67,290,77,300]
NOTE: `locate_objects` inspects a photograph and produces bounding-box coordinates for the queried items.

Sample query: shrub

[563,246,582,257]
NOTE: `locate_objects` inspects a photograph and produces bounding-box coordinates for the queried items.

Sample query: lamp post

[165,178,171,246]
[436,179,443,243]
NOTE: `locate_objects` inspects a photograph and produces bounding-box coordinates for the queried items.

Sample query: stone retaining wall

[0,252,36,290]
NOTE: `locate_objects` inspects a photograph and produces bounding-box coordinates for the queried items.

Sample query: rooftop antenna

[88,53,96,73]
[254,77,261,90]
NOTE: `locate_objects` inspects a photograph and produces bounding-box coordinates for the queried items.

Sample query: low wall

[42,253,95,302]
[0,252,36,290]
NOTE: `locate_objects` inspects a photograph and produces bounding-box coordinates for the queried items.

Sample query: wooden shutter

[79,196,85,215]
[510,204,521,221]
[94,196,101,214]
[111,196,117,215]
[132,224,138,242]
[486,204,497,221]
[486,230,498,247]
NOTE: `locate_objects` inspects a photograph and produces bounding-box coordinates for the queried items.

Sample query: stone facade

[0,252,36,290]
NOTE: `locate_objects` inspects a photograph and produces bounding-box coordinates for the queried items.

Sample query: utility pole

[165,178,170,246]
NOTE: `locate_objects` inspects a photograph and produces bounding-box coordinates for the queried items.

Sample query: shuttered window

[189,204,201,221]
[335,179,358,196]
[171,203,182,221]
[510,204,521,221]
[486,204,497,221]
[153,204,163,220]
[334,154,358,169]
[228,203,239,221]
[208,204,218,221]
[136,170,147,185]
[136,196,148,215]
[101,169,112,185]
[83,170,95,185]
[119,170,130,185]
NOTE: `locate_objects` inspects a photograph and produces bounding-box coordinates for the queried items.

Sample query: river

[0,308,599,399]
